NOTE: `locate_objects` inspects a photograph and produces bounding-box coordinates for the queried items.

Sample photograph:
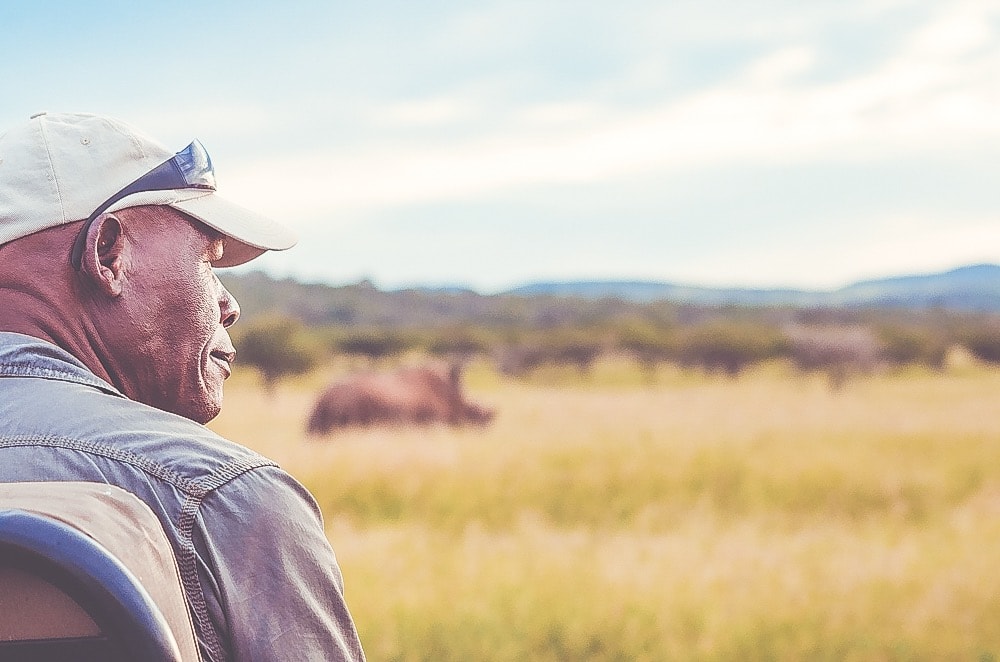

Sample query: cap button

[29,111,47,119]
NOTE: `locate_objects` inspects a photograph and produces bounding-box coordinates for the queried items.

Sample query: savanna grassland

[209,357,1000,661]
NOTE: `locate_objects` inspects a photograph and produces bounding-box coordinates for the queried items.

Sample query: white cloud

[217,1,1000,240]
[664,211,1000,290]
[906,1,993,59]
[743,46,817,84]
[513,101,608,128]
[127,105,273,144]
[371,97,477,128]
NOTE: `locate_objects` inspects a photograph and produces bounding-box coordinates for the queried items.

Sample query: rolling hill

[504,264,1000,310]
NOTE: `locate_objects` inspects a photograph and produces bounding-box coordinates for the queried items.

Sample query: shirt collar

[0,332,125,397]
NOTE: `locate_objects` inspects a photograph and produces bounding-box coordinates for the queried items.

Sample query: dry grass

[209,361,1000,660]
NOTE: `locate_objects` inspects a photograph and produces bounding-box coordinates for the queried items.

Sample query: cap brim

[169,194,297,267]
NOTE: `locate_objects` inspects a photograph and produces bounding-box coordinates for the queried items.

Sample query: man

[0,112,366,661]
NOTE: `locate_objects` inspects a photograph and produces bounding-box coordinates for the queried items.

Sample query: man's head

[0,112,297,423]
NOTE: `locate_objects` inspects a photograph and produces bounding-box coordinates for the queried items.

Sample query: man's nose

[220,285,240,328]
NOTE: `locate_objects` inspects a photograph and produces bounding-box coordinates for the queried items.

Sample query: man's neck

[0,225,133,401]
[0,288,119,389]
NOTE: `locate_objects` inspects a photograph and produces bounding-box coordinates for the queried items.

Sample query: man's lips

[210,349,236,376]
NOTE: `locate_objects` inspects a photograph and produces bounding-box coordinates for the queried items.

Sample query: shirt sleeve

[193,465,366,662]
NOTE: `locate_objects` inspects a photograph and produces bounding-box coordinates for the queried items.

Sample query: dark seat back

[0,510,182,661]
[0,482,200,661]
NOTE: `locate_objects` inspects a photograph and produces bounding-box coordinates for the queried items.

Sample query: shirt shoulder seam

[0,435,279,498]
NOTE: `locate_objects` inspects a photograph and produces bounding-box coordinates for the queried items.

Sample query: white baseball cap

[0,111,297,267]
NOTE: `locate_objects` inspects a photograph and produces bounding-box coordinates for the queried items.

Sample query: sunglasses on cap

[70,140,217,270]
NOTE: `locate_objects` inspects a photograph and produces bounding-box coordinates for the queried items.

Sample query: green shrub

[331,328,418,362]
[961,326,1000,364]
[234,316,323,391]
[675,323,787,376]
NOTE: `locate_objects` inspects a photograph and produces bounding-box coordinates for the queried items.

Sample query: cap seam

[36,119,68,224]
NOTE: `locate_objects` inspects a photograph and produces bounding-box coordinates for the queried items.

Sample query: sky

[4,0,1000,293]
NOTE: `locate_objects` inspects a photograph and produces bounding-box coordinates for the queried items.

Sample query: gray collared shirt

[0,332,366,662]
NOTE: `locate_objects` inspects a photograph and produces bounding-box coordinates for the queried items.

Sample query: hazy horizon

[226,259,1000,297]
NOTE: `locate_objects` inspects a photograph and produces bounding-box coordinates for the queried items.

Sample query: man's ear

[79,212,126,297]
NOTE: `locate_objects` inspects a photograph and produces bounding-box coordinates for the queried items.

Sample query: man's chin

[194,399,223,424]
[169,395,223,425]
[191,406,222,425]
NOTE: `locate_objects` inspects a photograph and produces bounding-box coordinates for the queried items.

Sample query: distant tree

[785,324,883,389]
[675,322,787,377]
[494,328,606,378]
[959,325,1000,365]
[545,329,605,375]
[332,329,415,364]
[235,316,323,393]
[494,343,549,378]
[876,324,949,370]
[425,326,495,361]
[615,321,675,380]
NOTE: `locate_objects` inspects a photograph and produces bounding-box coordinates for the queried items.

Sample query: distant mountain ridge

[502,264,1000,311]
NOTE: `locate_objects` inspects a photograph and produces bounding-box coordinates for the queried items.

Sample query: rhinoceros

[306,363,494,435]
